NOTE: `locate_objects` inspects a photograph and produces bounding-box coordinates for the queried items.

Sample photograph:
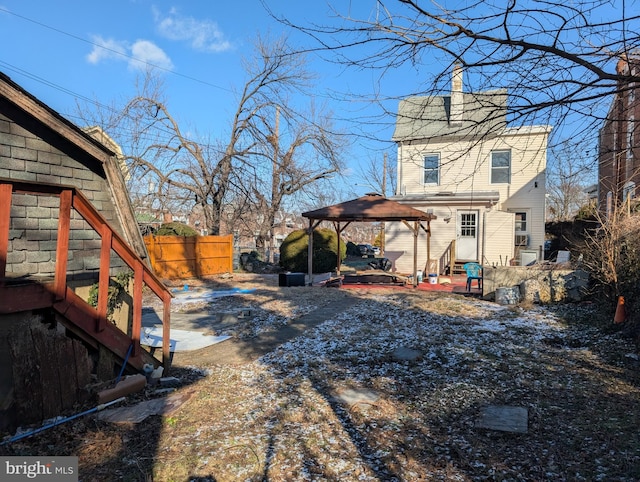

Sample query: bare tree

[546,141,594,221]
[271,1,640,146]
[98,35,342,237]
[119,75,225,233]
[242,103,344,261]
[581,198,640,302]
[355,152,396,197]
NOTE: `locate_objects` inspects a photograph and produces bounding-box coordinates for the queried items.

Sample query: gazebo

[301,193,436,287]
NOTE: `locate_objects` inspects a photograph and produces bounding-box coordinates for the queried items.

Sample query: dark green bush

[155,222,198,237]
[280,228,346,273]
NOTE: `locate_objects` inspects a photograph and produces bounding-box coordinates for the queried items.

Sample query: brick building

[598,55,640,216]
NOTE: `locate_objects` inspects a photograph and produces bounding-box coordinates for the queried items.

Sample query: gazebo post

[307,219,313,286]
[413,221,418,288]
[427,220,431,273]
[335,221,342,277]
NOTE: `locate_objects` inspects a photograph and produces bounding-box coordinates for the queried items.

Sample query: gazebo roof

[302,193,436,222]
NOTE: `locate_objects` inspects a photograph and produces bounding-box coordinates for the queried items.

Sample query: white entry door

[456,210,478,260]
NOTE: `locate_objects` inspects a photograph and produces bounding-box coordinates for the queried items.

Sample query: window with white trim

[514,211,527,233]
[491,150,511,184]
[423,153,440,185]
[509,210,529,246]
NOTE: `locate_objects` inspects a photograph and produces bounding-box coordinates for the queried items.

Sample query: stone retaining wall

[483,265,589,303]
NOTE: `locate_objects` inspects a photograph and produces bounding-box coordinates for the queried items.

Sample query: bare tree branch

[269,0,640,148]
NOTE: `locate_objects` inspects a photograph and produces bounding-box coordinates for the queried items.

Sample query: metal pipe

[114,343,134,385]
[0,397,126,446]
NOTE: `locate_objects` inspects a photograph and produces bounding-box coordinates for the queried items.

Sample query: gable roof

[302,193,435,222]
[0,72,118,163]
[0,71,148,260]
[392,89,508,142]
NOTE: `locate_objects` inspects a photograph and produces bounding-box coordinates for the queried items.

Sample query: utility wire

[0,6,233,93]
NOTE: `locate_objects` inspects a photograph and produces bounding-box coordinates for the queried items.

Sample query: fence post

[0,183,12,279]
[54,189,72,301]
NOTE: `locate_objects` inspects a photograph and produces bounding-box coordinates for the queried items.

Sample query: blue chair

[463,262,483,292]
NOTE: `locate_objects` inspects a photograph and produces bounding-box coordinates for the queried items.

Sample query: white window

[459,212,477,238]
[423,153,440,185]
[491,150,511,184]
[514,211,528,233]
[509,209,529,245]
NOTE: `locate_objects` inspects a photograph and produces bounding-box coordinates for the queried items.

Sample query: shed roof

[302,193,435,222]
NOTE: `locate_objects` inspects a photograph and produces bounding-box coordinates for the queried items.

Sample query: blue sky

[1,1,617,199]
[0,1,430,198]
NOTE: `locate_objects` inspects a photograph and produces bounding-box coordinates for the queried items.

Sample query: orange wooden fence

[144,235,234,279]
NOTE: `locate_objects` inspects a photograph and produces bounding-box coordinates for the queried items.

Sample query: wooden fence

[144,235,234,279]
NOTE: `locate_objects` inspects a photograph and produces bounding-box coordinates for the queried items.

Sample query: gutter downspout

[482,210,487,265]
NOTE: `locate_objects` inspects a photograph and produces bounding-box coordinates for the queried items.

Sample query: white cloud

[86,35,173,71]
[86,36,128,64]
[129,40,174,70]
[154,7,232,53]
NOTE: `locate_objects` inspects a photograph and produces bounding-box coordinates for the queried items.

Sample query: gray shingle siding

[1,113,127,278]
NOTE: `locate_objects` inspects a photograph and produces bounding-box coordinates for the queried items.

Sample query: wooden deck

[340,274,483,295]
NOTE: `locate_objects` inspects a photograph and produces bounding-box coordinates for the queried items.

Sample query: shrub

[280,228,346,273]
[155,222,198,237]
[373,230,384,249]
[87,271,132,321]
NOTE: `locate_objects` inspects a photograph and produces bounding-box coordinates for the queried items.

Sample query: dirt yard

[2,273,640,481]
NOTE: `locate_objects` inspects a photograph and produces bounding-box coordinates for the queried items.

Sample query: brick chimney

[450,63,464,126]
[616,55,629,75]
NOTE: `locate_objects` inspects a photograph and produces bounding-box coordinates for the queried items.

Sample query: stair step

[451,260,479,275]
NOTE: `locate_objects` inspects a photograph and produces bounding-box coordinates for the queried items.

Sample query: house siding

[0,113,127,280]
[483,210,515,266]
[388,71,550,274]
[397,129,547,201]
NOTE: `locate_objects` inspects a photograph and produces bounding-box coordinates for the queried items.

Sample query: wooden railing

[0,178,172,370]
[439,239,456,275]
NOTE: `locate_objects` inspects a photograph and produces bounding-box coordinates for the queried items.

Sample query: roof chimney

[450,63,463,126]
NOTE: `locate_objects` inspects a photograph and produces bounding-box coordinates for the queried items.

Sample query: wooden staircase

[435,239,477,275]
[0,178,172,373]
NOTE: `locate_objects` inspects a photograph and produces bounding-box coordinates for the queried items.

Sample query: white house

[386,66,551,274]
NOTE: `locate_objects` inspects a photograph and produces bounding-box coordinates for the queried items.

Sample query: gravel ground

[3,274,640,481]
